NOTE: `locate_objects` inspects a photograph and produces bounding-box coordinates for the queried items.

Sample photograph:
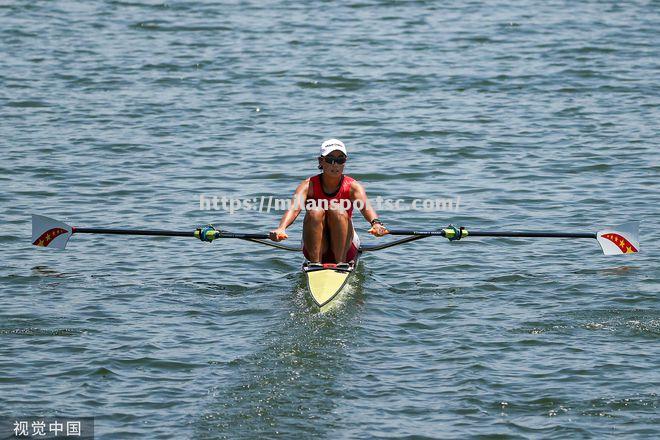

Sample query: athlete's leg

[303,208,327,262]
[326,208,353,263]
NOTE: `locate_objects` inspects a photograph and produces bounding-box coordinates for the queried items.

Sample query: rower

[269,139,388,263]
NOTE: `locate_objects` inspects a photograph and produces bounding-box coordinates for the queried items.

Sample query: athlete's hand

[368,223,389,237]
[269,229,289,242]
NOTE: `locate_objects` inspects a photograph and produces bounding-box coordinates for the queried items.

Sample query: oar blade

[31,214,73,250]
[596,222,639,255]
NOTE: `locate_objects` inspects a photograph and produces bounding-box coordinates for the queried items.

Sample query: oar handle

[217,232,270,239]
[387,229,447,237]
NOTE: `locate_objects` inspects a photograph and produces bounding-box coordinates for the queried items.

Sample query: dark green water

[1,1,658,438]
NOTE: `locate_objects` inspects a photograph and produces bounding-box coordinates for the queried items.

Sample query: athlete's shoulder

[344,174,358,185]
[346,175,361,187]
[348,177,365,196]
[302,175,317,197]
[296,177,311,191]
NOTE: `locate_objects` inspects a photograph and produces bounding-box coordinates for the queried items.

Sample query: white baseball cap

[320,139,347,157]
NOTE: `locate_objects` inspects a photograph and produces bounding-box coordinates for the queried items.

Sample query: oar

[32,214,640,256]
[379,223,640,255]
[30,214,300,251]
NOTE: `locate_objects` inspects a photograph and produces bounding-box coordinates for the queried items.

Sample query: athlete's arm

[350,181,388,237]
[269,179,310,241]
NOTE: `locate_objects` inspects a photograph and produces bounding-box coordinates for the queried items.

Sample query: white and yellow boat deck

[302,257,358,312]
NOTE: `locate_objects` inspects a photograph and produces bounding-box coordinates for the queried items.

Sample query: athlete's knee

[304,208,325,223]
[326,208,349,220]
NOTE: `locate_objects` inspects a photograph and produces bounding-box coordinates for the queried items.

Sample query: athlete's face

[319,151,347,177]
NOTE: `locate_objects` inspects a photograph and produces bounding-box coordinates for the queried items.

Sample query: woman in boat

[269,139,388,264]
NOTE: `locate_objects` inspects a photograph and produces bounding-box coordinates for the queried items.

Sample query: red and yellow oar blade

[596,222,640,255]
[31,214,73,250]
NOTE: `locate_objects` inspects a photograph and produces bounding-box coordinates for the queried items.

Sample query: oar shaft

[74,227,194,237]
[387,229,596,239]
[468,230,596,239]
[73,227,270,240]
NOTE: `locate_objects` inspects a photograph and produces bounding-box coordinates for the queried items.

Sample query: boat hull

[303,257,358,312]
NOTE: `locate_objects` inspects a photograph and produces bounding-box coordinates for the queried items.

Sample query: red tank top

[309,174,355,217]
